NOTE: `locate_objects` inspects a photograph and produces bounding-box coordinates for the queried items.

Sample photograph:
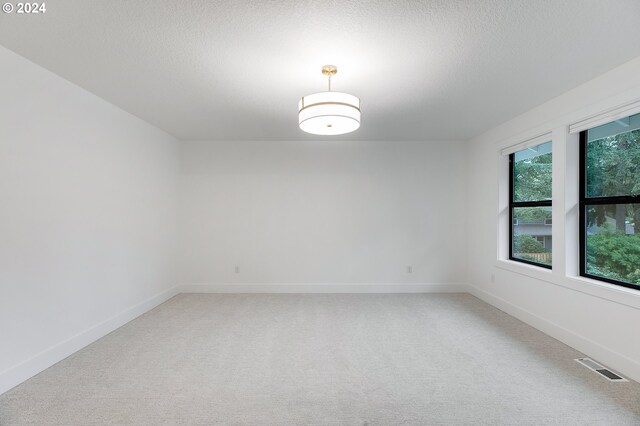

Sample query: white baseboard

[180,282,468,294]
[465,283,640,383]
[0,285,181,396]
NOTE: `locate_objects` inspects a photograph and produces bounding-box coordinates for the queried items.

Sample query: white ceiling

[2,0,640,141]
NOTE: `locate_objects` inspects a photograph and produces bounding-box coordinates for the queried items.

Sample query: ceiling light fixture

[298,65,360,136]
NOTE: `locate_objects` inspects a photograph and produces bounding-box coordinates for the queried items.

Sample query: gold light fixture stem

[322,65,337,92]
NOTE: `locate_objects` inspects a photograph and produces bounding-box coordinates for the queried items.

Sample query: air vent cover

[575,358,628,382]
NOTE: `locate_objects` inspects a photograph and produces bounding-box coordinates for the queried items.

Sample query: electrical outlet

[491,273,495,283]
[407,265,413,274]
[235,266,240,274]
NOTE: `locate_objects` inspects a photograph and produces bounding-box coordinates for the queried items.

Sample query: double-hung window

[509,141,552,268]
[580,112,640,289]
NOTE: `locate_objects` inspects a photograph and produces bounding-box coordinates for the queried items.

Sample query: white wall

[0,46,179,394]
[466,56,640,382]
[179,140,467,290]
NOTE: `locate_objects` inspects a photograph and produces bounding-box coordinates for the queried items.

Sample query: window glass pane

[585,203,640,287]
[586,113,640,198]
[513,141,552,202]
[512,206,552,266]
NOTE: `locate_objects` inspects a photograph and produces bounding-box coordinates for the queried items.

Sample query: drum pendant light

[298,65,360,135]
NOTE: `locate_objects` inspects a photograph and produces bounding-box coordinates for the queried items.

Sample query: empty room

[2,1,640,424]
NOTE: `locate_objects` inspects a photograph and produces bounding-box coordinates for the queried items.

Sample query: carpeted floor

[1,293,639,425]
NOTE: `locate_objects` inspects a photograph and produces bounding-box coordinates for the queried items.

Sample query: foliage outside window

[581,112,640,290]
[510,141,552,267]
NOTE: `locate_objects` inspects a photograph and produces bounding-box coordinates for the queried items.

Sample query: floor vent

[575,358,628,382]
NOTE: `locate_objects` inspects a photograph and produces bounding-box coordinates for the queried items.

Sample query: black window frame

[579,130,640,290]
[509,149,552,269]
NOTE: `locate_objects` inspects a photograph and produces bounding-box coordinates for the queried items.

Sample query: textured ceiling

[2,0,640,141]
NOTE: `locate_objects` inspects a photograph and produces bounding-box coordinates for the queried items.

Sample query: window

[509,141,552,267]
[580,112,640,290]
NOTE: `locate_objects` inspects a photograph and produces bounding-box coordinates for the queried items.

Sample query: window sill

[495,259,553,281]
[494,259,640,310]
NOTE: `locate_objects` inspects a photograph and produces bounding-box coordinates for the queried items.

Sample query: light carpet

[1,293,639,425]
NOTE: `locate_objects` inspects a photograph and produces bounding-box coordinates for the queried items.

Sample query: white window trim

[499,132,553,156]
[569,99,640,134]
